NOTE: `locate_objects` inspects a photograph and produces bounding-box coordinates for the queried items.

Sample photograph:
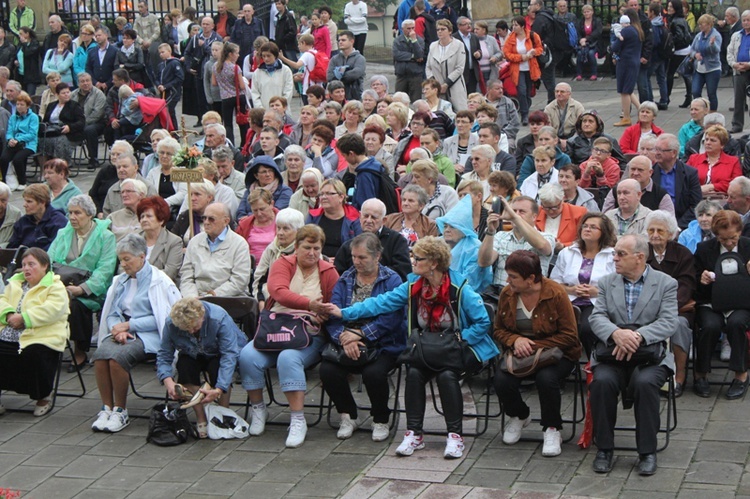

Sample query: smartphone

[491,197,504,215]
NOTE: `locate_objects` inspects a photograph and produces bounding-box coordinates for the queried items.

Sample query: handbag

[52,262,91,286]
[42,123,63,137]
[398,327,479,374]
[593,323,667,366]
[321,328,379,367]
[146,400,197,446]
[711,253,750,312]
[234,65,249,126]
[499,346,563,377]
[253,309,319,351]
[205,404,250,439]
[677,56,694,77]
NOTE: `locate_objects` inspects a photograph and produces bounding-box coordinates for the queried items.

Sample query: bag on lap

[253,309,319,351]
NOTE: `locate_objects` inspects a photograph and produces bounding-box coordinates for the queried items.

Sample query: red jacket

[687,151,742,194]
[535,203,587,247]
[503,29,543,85]
[266,255,339,311]
[579,156,621,188]
[235,207,280,240]
[618,122,664,154]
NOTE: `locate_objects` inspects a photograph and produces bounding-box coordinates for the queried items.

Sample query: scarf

[538,170,553,189]
[260,59,283,75]
[251,178,279,196]
[412,273,452,332]
[121,44,135,56]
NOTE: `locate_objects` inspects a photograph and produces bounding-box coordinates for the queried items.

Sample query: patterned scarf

[538,170,553,189]
[412,273,452,332]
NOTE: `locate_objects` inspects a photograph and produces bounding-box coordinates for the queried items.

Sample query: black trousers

[0,340,59,400]
[494,357,574,430]
[83,122,105,161]
[176,352,220,387]
[667,53,692,101]
[68,298,94,351]
[220,97,249,149]
[590,363,669,454]
[577,305,595,359]
[0,146,33,186]
[395,74,424,104]
[732,71,750,130]
[540,51,559,103]
[695,307,750,374]
[319,353,397,424]
[353,33,367,56]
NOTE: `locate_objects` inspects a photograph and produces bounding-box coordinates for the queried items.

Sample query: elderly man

[0,181,21,247]
[454,17,481,94]
[685,113,743,161]
[478,195,556,287]
[393,19,425,104]
[180,202,251,298]
[212,1,237,41]
[203,123,246,170]
[727,176,750,235]
[1,79,20,115]
[544,83,585,148]
[652,134,702,229]
[134,0,161,75]
[727,10,750,133]
[102,154,157,217]
[42,15,69,55]
[71,72,107,169]
[86,27,118,92]
[589,234,678,476]
[605,178,653,237]
[485,80,520,145]
[463,123,516,174]
[603,156,675,215]
[231,3,266,63]
[677,98,709,156]
[213,145,246,201]
[334,199,411,280]
[9,0,35,41]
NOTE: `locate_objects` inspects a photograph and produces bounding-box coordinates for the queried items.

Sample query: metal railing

[509,0,709,23]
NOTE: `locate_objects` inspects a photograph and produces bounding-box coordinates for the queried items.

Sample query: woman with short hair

[520,146,559,201]
[107,178,148,242]
[146,137,186,212]
[678,199,721,253]
[0,91,39,191]
[306,179,362,258]
[384,184,440,246]
[308,124,339,179]
[503,16,543,126]
[116,29,146,84]
[8,183,68,250]
[41,82,85,165]
[686,125,742,195]
[140,129,170,178]
[425,19,468,113]
[137,196,183,283]
[289,169,323,220]
[290,105,319,147]
[42,33,74,84]
[411,160,459,220]
[282,145,307,192]
[690,14,722,112]
[236,189,278,262]
[619,101,664,154]
[336,100,365,138]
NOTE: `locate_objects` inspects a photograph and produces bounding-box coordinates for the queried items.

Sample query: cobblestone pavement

[0,64,749,498]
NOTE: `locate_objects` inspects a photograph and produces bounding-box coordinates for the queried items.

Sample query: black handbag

[398,327,479,374]
[676,56,694,77]
[321,328,378,367]
[146,401,197,446]
[593,323,666,366]
[253,309,319,351]
[42,123,63,137]
[711,253,750,312]
[52,262,91,286]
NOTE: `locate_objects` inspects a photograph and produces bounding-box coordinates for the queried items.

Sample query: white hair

[361,198,387,219]
[538,183,564,205]
[645,209,679,236]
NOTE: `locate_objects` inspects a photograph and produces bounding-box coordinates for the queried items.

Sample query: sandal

[33,399,52,417]
[174,384,193,401]
[181,382,212,409]
[196,422,208,439]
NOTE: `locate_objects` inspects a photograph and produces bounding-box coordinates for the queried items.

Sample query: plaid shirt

[623,267,649,322]
[491,230,556,285]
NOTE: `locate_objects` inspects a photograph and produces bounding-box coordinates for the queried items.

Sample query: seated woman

[170,179,215,244]
[557,165,599,212]
[326,237,497,459]
[307,125,339,179]
[157,297,248,438]
[281,145,307,193]
[146,137,187,214]
[320,233,406,441]
[107,179,148,243]
[289,169,323,220]
[392,111,431,176]
[535,183,588,251]
[693,210,750,400]
[678,199,721,253]
[8,184,68,251]
[335,100,365,138]
[384,184,439,247]
[45,159,82,215]
[237,189,278,263]
[618,101,664,154]
[140,129,170,178]
[517,127,571,186]
[456,179,489,237]
[0,248,70,417]
[91,234,181,433]
[412,160,459,220]
[48,194,117,372]
[362,125,394,176]
[239,225,338,448]
[236,156,292,219]
[645,210,696,397]
[436,195,493,293]
[0,91,39,191]
[40,82,85,166]
[494,250,582,456]
[39,72,61,118]
[306,179,362,258]
[550,213,617,357]
[253,208,305,307]
[289,105,318,148]
[687,125,742,197]
[138,197,184,284]
[520,146,560,201]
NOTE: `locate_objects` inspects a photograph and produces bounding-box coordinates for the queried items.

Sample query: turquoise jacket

[517,145,571,185]
[73,43,95,79]
[46,218,117,311]
[678,119,703,157]
[6,110,39,153]
[42,49,74,84]
[50,180,82,215]
[341,269,499,362]
[436,195,492,293]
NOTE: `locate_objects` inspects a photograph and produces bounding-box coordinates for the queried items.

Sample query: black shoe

[731,127,743,134]
[673,382,683,398]
[679,96,691,108]
[726,377,749,400]
[593,450,614,473]
[693,377,711,398]
[522,117,529,126]
[638,453,657,476]
[657,102,668,111]
[88,159,99,170]
[67,355,88,373]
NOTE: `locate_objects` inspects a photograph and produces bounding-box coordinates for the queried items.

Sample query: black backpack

[418,12,438,48]
[376,167,401,215]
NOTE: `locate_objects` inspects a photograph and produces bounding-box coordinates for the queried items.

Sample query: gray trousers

[731,71,750,130]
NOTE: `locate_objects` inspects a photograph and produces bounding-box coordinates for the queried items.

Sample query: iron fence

[509,0,709,23]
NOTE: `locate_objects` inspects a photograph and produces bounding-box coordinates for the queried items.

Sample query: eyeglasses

[410,255,427,262]
[592,147,611,155]
[614,250,633,257]
[581,224,601,231]
[655,147,674,153]
[201,216,219,222]
[120,189,137,194]
[318,191,339,197]
[542,202,563,211]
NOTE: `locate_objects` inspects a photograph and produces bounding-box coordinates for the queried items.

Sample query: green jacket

[432,152,457,188]
[9,6,35,38]
[47,218,117,311]
[50,180,82,215]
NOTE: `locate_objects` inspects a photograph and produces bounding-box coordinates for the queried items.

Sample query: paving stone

[677,486,738,499]
[513,491,565,499]
[27,477,93,499]
[212,449,276,473]
[367,466,452,483]
[251,455,320,483]
[367,479,429,499]
[128,480,192,498]
[333,435,391,455]
[57,455,123,479]
[0,431,60,453]
[375,454,465,472]
[457,468,519,488]
[516,458,578,484]
[234,480,295,498]
[0,465,57,490]
[618,492,677,499]
[87,434,147,457]
[73,488,129,499]
[623,466,685,492]
[23,444,88,467]
[184,470,251,496]
[88,464,158,491]
[150,459,215,482]
[511,482,567,494]
[671,409,711,430]
[0,422,34,442]
[27,415,88,435]
[463,487,513,499]
[563,476,624,497]
[417,483,473,498]
[471,447,534,470]
[0,452,31,471]
[314,453,378,474]
[684,461,744,486]
[120,441,189,467]
[702,420,750,442]
[340,477,390,499]
[652,439,697,469]
[694,440,750,463]
[286,472,359,497]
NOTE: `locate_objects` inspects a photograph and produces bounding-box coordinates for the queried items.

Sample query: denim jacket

[156,301,248,392]
[690,28,722,73]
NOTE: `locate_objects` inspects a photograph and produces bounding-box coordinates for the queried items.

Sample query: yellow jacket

[0,271,70,352]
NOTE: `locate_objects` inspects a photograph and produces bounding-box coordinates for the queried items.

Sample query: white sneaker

[371,422,390,442]
[337,413,359,440]
[91,405,112,432]
[249,405,268,436]
[286,418,307,448]
[444,432,465,459]
[721,339,731,362]
[104,407,129,433]
[503,416,531,445]
[542,427,562,457]
[395,430,425,456]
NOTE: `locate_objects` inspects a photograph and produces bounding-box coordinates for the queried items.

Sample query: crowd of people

[1,0,750,482]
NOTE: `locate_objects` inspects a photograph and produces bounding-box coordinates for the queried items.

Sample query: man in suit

[86,27,118,93]
[589,234,678,476]
[652,134,702,230]
[453,17,481,95]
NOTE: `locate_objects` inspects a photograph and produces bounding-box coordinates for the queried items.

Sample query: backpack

[551,15,577,50]
[656,23,675,59]
[418,13,438,48]
[372,166,401,214]
[308,49,329,84]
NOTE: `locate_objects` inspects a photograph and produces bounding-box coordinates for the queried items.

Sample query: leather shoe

[657,102,668,111]
[66,354,88,373]
[726,377,749,400]
[673,382,684,398]
[638,453,657,476]
[693,377,710,398]
[593,450,614,473]
[730,127,743,134]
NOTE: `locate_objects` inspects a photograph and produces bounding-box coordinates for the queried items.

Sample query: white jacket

[549,244,615,305]
[344,1,369,35]
[180,229,251,298]
[250,63,294,109]
[520,169,559,200]
[443,133,479,164]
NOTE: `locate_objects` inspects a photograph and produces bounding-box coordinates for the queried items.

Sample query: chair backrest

[200,296,259,340]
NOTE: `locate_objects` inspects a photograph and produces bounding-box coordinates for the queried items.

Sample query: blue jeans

[648,58,668,105]
[517,70,533,120]
[638,63,653,103]
[239,336,324,392]
[692,69,721,111]
[576,47,598,77]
